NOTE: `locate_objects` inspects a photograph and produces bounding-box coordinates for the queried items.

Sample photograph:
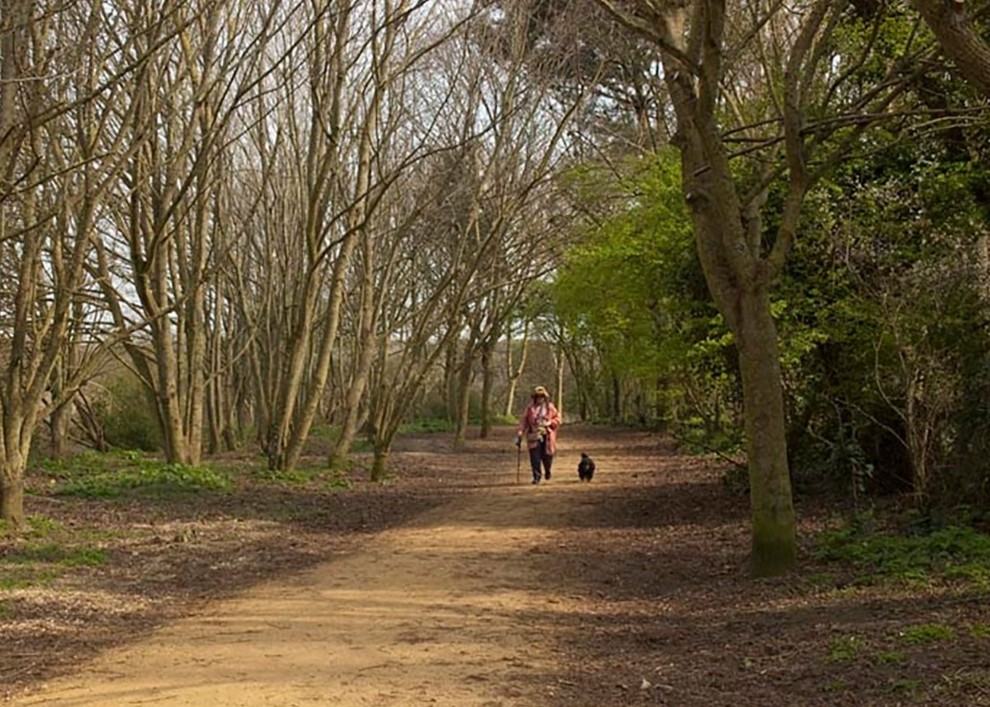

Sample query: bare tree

[0,0,136,527]
[95,0,286,466]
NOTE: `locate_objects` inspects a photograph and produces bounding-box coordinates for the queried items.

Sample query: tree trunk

[1,423,30,530]
[371,441,390,483]
[330,234,378,468]
[452,351,474,449]
[915,0,990,99]
[50,401,73,460]
[479,341,494,438]
[1,468,25,531]
[503,320,530,417]
[735,287,797,575]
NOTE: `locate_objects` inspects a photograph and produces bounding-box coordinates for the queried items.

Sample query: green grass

[0,568,59,590]
[968,622,990,638]
[873,650,906,665]
[5,542,109,568]
[827,634,866,662]
[56,461,231,499]
[888,678,923,695]
[899,623,955,645]
[399,418,453,434]
[815,520,990,586]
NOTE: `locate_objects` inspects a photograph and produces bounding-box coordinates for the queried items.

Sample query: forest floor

[2,425,990,706]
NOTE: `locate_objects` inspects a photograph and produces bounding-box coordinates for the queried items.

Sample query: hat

[533,386,550,398]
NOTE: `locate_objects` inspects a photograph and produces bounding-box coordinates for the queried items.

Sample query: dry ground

[2,426,989,705]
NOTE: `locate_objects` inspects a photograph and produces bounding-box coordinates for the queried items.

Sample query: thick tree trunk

[50,401,73,460]
[735,287,797,575]
[915,0,990,100]
[371,442,390,483]
[1,435,29,530]
[1,470,25,530]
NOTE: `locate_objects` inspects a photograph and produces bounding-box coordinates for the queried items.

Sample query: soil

[2,426,989,706]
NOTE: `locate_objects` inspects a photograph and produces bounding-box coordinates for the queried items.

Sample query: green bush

[102,373,162,452]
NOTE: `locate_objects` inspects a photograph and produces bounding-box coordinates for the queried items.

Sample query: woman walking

[515,386,561,484]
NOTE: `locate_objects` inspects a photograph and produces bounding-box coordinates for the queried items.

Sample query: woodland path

[8,429,649,707]
[9,427,990,707]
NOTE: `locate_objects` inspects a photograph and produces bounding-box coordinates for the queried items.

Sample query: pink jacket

[518,401,561,455]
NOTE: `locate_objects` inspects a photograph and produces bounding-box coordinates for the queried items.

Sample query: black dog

[577,452,596,482]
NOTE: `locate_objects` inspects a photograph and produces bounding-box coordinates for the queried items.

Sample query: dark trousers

[528,439,553,480]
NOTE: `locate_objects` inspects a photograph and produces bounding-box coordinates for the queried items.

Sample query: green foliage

[325,470,352,491]
[489,413,517,426]
[100,373,162,451]
[1,528,109,590]
[816,520,990,585]
[252,466,312,484]
[399,418,454,434]
[873,650,906,665]
[4,543,108,567]
[553,151,736,434]
[968,623,990,639]
[0,568,59,590]
[827,635,866,662]
[50,455,232,499]
[779,132,990,504]
[898,624,955,645]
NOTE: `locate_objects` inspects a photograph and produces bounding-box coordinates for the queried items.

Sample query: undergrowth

[40,452,231,499]
[815,514,990,586]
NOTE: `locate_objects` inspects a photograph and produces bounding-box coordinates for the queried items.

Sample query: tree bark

[915,0,990,99]
[735,287,797,574]
[479,340,495,438]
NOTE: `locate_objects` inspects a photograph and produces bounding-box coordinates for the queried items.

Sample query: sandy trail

[10,457,586,706]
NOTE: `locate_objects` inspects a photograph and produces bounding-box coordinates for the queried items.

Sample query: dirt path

[10,427,990,706]
[9,438,602,707]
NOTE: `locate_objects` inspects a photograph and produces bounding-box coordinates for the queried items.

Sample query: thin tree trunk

[479,340,495,438]
[503,320,530,416]
[330,232,379,468]
[452,348,474,449]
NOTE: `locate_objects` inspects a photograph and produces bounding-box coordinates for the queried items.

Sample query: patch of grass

[803,571,836,589]
[887,678,924,699]
[968,623,990,639]
[252,466,312,485]
[815,520,990,586]
[824,679,847,693]
[26,516,64,537]
[0,567,59,590]
[898,623,955,645]
[399,418,453,434]
[57,460,231,499]
[5,542,109,568]
[325,470,352,491]
[873,650,906,665]
[827,634,866,662]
